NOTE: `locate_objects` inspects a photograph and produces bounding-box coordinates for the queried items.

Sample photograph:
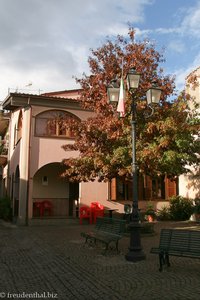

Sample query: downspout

[7,113,12,217]
[25,98,32,226]
[107,179,111,201]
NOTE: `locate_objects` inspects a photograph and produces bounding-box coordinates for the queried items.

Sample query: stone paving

[0,219,200,300]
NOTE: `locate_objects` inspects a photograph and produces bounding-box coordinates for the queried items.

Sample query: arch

[35,109,80,138]
[32,162,79,218]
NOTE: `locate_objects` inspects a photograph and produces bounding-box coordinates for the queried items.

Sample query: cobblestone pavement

[0,220,200,300]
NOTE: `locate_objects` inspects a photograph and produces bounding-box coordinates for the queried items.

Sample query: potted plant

[144,202,156,222]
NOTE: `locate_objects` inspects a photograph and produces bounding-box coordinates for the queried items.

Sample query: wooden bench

[150,228,200,271]
[81,217,126,253]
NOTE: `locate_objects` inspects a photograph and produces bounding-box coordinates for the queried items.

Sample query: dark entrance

[69,182,79,216]
[13,166,20,221]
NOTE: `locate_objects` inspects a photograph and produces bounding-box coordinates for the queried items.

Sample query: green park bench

[81,217,126,253]
[150,228,200,271]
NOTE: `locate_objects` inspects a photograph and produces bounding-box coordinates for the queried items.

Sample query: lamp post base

[125,249,146,262]
[125,221,146,262]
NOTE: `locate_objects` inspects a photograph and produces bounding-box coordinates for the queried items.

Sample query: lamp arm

[143,105,155,119]
[129,93,154,119]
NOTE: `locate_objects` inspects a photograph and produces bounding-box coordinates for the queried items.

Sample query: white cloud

[155,28,181,34]
[135,27,152,37]
[168,40,185,54]
[0,0,199,102]
[0,0,153,100]
[181,2,200,37]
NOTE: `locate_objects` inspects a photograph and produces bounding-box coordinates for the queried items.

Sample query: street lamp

[107,68,161,262]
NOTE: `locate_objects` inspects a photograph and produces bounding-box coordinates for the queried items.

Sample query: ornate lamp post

[107,68,162,262]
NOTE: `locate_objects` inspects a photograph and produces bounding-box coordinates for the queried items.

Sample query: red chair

[42,200,53,216]
[90,202,104,223]
[79,206,92,224]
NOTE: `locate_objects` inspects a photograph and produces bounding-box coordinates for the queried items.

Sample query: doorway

[69,182,79,216]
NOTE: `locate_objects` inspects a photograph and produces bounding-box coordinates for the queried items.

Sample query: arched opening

[32,163,79,218]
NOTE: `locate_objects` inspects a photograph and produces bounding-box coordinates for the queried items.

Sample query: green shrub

[0,196,12,221]
[145,201,155,215]
[169,196,194,221]
[156,205,171,221]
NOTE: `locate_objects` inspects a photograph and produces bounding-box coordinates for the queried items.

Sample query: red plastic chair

[42,200,53,216]
[79,206,92,224]
[90,202,104,223]
[91,202,103,210]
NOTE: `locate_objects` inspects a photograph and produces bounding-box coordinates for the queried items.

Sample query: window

[110,177,133,201]
[110,175,170,201]
[35,110,80,138]
[42,176,48,186]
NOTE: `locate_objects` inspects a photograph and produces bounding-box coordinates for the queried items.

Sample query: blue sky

[0,0,199,100]
[137,0,200,89]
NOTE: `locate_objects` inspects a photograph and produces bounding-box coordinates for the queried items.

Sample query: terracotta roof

[4,92,81,102]
[2,92,83,111]
[42,89,82,99]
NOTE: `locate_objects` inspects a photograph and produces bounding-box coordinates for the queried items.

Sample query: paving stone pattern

[0,220,200,300]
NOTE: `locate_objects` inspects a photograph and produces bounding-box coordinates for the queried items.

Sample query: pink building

[0,90,112,225]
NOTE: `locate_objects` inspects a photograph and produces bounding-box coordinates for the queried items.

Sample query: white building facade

[179,67,200,200]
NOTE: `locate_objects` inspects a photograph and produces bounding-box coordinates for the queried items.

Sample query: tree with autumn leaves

[61,29,200,183]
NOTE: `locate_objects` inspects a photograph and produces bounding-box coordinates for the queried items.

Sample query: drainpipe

[25,98,32,226]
